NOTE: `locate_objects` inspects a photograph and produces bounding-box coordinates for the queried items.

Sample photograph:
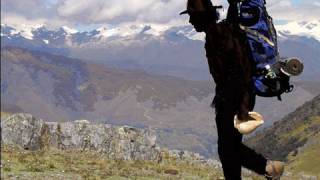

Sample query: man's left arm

[226,0,243,23]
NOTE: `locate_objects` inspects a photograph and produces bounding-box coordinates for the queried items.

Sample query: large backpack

[239,0,296,100]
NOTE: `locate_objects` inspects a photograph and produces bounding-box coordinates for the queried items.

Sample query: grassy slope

[1,145,225,180]
[0,111,13,121]
[287,132,320,177]
[2,145,317,180]
[245,95,320,178]
[245,95,320,160]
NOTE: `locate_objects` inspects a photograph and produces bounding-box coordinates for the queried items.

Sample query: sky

[1,0,320,31]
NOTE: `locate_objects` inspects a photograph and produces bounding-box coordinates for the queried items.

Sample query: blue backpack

[239,0,295,100]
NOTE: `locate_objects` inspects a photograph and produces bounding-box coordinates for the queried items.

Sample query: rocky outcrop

[1,113,159,161]
[1,113,224,167]
[1,113,44,151]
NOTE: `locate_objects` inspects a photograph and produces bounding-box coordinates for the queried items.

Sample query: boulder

[1,113,44,150]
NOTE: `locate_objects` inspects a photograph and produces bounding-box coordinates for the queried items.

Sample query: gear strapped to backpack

[238,0,303,100]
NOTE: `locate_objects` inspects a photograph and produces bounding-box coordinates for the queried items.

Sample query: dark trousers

[214,83,267,180]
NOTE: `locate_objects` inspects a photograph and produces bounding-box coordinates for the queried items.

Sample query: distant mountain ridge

[277,20,320,41]
[2,21,319,81]
[2,20,320,43]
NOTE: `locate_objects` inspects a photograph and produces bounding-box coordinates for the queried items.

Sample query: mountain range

[277,20,320,41]
[1,19,320,158]
[2,20,320,81]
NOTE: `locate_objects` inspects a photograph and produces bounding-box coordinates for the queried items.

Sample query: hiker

[180,0,286,179]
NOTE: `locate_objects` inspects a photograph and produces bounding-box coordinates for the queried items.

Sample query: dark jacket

[205,21,255,119]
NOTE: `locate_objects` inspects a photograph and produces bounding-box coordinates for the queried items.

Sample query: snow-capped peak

[1,23,45,40]
[61,26,78,34]
[95,24,168,38]
[175,26,205,41]
[276,20,320,41]
[96,26,122,38]
[142,24,169,36]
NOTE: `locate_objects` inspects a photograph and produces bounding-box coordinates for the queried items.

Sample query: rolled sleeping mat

[280,58,304,77]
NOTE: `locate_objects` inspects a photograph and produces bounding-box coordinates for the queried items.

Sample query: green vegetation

[2,145,316,179]
[287,133,320,177]
[1,145,228,179]
[245,95,320,161]
[1,111,13,120]
[244,95,320,179]
[280,116,320,140]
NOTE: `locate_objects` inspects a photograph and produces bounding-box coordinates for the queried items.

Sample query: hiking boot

[265,160,285,180]
[234,112,264,135]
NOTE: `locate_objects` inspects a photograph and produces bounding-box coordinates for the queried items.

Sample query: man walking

[180,0,284,179]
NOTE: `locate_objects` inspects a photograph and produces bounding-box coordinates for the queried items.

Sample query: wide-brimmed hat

[179,0,213,15]
[179,10,189,15]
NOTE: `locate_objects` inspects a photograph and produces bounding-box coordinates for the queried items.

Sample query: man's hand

[227,0,240,23]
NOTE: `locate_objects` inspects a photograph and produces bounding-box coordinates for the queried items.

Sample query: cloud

[1,0,319,29]
[267,0,320,21]
[1,0,57,19]
[56,0,186,24]
[1,0,67,28]
[1,12,71,30]
[59,0,319,23]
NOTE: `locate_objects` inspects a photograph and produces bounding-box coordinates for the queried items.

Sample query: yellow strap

[239,25,275,47]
